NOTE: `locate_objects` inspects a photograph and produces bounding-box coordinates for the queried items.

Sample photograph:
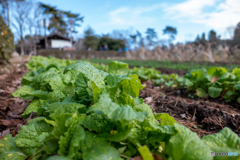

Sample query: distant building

[36,33,75,50]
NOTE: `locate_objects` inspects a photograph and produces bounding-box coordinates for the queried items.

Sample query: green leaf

[232,68,240,77]
[63,60,105,103]
[202,127,240,160]
[21,99,39,118]
[33,69,64,91]
[237,97,240,103]
[47,102,86,116]
[15,117,54,157]
[188,69,206,80]
[154,113,177,126]
[196,88,207,98]
[133,103,155,122]
[167,123,212,160]
[233,84,240,90]
[138,145,154,160]
[11,85,35,100]
[82,139,121,160]
[48,90,66,103]
[108,61,129,75]
[177,77,193,87]
[92,80,101,103]
[207,67,227,77]
[58,117,85,159]
[148,122,176,141]
[79,113,114,133]
[108,75,144,106]
[0,135,26,160]
[223,90,235,99]
[27,90,49,99]
[107,128,132,142]
[208,86,222,98]
[48,113,74,139]
[87,94,148,123]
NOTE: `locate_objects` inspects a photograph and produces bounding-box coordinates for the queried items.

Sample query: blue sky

[38,0,240,43]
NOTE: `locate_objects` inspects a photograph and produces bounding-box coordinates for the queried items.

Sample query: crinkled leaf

[202,127,240,160]
[108,75,144,106]
[58,117,85,159]
[154,113,177,126]
[108,61,129,75]
[167,123,212,160]
[21,99,39,118]
[33,69,64,91]
[79,113,114,133]
[48,113,73,139]
[64,60,105,103]
[12,85,35,100]
[133,103,155,122]
[47,102,86,116]
[27,90,49,99]
[0,135,26,160]
[15,117,54,157]
[87,94,148,122]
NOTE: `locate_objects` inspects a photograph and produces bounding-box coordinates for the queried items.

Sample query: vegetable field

[0,56,240,160]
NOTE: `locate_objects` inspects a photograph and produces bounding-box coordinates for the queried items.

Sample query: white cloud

[104,4,165,26]
[165,0,240,30]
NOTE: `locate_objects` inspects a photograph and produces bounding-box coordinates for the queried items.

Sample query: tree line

[1,0,240,54]
[83,26,178,51]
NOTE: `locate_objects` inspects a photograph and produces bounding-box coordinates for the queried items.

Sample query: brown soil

[155,68,187,76]
[0,62,29,139]
[167,60,240,66]
[140,81,240,137]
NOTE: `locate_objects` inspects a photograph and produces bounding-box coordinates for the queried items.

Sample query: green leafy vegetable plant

[1,56,239,160]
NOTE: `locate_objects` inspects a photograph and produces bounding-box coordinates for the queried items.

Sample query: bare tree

[12,0,32,57]
[27,3,42,53]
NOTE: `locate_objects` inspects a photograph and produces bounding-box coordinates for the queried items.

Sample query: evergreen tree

[83,27,99,50]
[195,34,200,42]
[146,28,158,47]
[233,22,240,46]
[163,26,177,43]
[39,3,83,36]
[208,30,217,42]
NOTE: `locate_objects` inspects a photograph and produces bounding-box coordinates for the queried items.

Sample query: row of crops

[89,59,240,71]
[0,56,239,160]
[94,61,240,103]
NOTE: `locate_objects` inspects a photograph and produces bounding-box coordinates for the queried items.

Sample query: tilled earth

[0,63,29,139]
[140,81,240,137]
[0,62,240,139]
